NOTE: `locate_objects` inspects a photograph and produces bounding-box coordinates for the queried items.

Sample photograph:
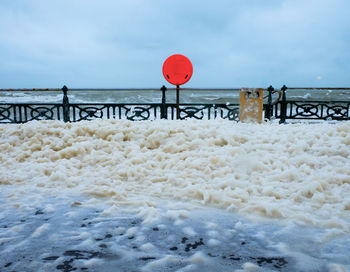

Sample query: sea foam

[1,119,350,230]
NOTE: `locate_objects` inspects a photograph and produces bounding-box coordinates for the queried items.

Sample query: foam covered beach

[1,120,350,227]
[1,120,350,271]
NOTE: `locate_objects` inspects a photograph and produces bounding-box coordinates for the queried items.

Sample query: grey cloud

[0,0,349,88]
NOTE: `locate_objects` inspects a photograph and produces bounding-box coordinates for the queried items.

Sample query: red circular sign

[162,54,193,86]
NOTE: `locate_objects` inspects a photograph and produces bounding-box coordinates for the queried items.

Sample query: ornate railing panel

[173,104,240,120]
[0,105,14,123]
[0,103,241,123]
[70,104,162,122]
[273,101,350,121]
[0,104,63,123]
[69,104,240,122]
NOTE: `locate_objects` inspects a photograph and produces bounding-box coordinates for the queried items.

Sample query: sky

[0,0,350,89]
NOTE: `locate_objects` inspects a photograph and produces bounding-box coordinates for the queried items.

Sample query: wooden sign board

[239,88,264,123]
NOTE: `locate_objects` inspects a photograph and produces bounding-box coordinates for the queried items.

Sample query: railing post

[160,85,167,119]
[176,85,180,120]
[62,85,70,122]
[266,85,274,120]
[280,85,287,124]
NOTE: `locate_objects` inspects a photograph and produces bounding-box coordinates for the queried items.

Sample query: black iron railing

[0,86,349,123]
[273,86,350,122]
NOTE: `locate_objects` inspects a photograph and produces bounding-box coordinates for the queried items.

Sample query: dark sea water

[1,88,350,104]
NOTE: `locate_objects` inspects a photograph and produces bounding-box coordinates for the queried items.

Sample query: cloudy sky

[0,0,349,88]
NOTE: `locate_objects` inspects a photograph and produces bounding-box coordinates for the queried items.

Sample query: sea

[1,88,350,104]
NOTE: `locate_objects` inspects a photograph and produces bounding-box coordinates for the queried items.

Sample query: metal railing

[0,85,349,123]
[273,86,350,122]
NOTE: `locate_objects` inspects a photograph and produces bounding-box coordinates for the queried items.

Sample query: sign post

[162,54,193,119]
[176,84,180,119]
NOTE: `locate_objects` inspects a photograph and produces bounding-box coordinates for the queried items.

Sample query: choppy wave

[1,89,349,104]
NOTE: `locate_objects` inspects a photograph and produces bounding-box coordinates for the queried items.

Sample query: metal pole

[280,85,287,124]
[62,85,70,122]
[160,85,167,119]
[176,85,180,119]
[266,85,274,120]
